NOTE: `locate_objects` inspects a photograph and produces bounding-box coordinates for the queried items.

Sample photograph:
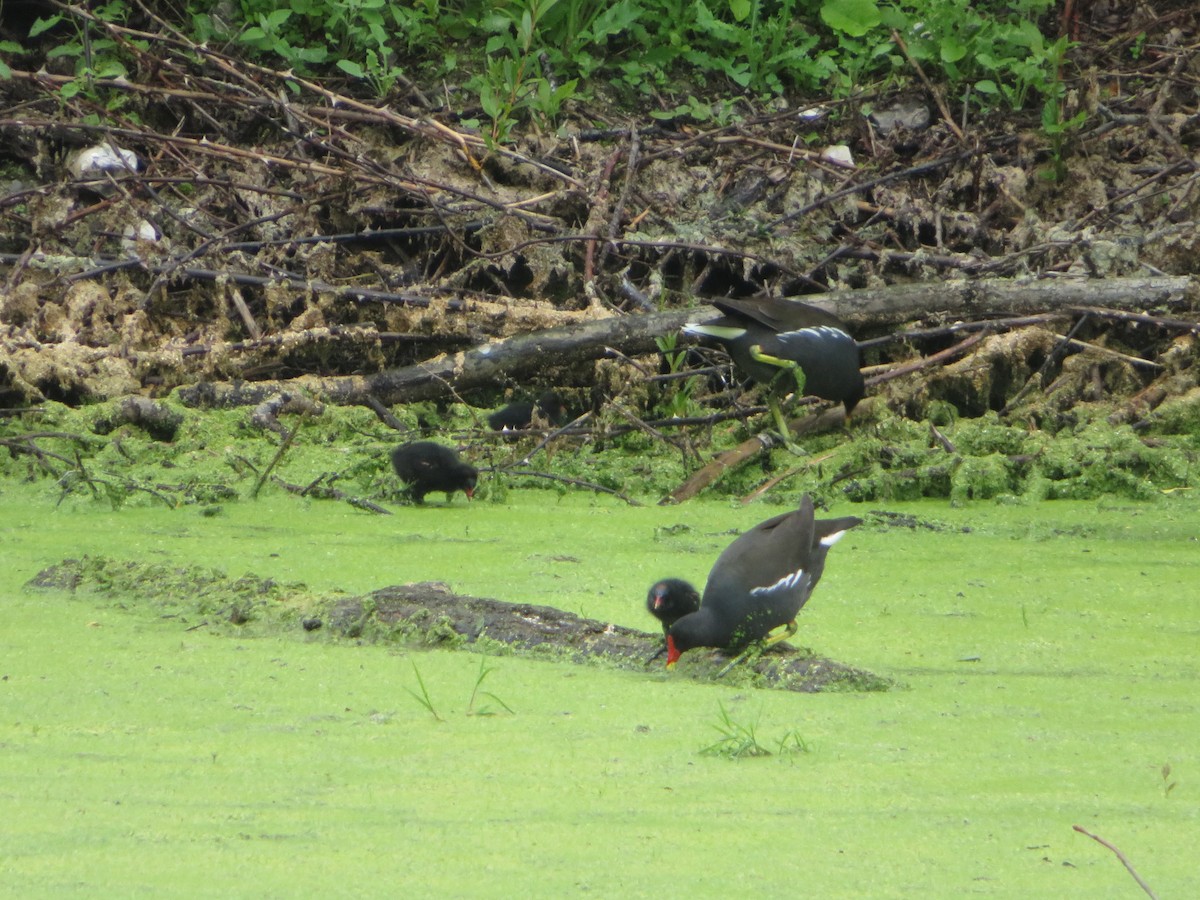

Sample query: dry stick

[597,127,641,274]
[584,148,623,284]
[665,405,846,504]
[1071,826,1159,900]
[610,401,702,467]
[1076,158,1195,227]
[1068,305,1200,334]
[857,314,1065,350]
[364,394,411,433]
[602,344,659,378]
[1108,383,1170,427]
[828,243,999,273]
[890,29,966,143]
[1053,335,1164,370]
[227,285,262,340]
[863,331,989,388]
[740,452,835,505]
[500,469,640,506]
[1001,313,1091,415]
[929,422,957,453]
[273,477,391,515]
[251,410,309,500]
[768,143,996,230]
[517,410,594,466]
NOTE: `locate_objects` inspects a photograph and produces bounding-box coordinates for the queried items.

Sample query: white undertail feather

[682,323,747,340]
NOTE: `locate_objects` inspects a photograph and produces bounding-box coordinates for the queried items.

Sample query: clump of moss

[1145,387,1200,439]
[950,453,1015,503]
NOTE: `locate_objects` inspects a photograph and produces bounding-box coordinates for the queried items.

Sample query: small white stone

[121,219,160,254]
[68,144,139,180]
[820,144,855,168]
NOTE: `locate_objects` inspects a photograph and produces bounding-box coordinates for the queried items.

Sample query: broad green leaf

[820,0,881,38]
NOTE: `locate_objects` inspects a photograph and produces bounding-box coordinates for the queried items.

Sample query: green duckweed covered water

[2,480,1197,897]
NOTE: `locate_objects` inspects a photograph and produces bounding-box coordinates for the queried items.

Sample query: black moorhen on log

[391,441,478,504]
[663,495,861,668]
[682,297,864,437]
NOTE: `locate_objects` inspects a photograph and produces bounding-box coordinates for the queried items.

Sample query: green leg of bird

[749,345,808,454]
[714,645,763,678]
[766,396,800,453]
[762,619,799,648]
[713,621,796,678]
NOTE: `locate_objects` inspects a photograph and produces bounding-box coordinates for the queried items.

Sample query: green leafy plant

[649,94,742,126]
[404,659,443,722]
[880,1,1065,113]
[337,35,405,98]
[29,2,140,105]
[467,655,514,716]
[22,0,1077,132]
[1036,38,1087,181]
[237,7,328,75]
[654,334,703,420]
[467,0,579,145]
[701,703,811,760]
[0,39,24,79]
[687,0,827,95]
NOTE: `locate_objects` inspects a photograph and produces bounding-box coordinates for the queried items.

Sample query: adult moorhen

[662,495,861,668]
[682,296,864,437]
[390,441,478,504]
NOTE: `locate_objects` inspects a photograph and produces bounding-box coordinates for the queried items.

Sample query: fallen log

[173,275,1195,409]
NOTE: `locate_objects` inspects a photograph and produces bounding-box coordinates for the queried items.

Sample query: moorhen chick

[682,296,864,438]
[645,577,702,663]
[646,578,701,637]
[390,441,478,504]
[487,392,567,432]
[662,495,861,668]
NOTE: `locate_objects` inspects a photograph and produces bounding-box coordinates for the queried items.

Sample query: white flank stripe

[819,530,848,547]
[751,568,806,595]
[780,325,849,340]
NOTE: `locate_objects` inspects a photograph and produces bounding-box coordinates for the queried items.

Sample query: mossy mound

[25,556,893,694]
